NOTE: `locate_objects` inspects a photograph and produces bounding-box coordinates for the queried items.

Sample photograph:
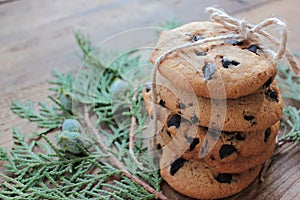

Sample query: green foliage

[0,129,158,199]
[280,106,300,142]
[49,69,75,95]
[11,99,73,135]
[73,33,143,125]
[158,18,182,32]
[276,59,300,143]
[1,32,162,199]
[276,63,300,101]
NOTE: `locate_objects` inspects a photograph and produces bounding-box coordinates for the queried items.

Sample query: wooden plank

[0,0,274,92]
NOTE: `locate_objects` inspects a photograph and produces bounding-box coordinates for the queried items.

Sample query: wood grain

[0,0,18,4]
[0,0,299,199]
[0,0,275,150]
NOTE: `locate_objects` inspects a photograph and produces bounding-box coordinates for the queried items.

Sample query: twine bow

[206,7,299,72]
[151,7,300,136]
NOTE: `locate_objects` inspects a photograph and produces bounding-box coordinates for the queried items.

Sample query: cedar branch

[83,105,168,200]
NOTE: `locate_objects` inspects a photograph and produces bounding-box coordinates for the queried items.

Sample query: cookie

[160,150,261,199]
[203,138,276,173]
[150,21,277,99]
[142,74,283,131]
[157,114,280,162]
[154,110,279,163]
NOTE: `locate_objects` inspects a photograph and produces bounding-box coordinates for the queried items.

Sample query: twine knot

[205,7,298,71]
[237,19,250,38]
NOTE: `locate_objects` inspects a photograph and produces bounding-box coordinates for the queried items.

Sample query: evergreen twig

[276,57,300,101]
[83,105,168,200]
[1,31,165,199]
[277,106,300,147]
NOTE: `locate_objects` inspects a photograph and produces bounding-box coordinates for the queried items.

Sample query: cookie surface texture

[150,21,277,99]
[160,154,261,199]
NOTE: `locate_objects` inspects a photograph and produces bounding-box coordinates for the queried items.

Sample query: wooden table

[1,0,299,199]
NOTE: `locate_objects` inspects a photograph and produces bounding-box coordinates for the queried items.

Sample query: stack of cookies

[142,21,283,199]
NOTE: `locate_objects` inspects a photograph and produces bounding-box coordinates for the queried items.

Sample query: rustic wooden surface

[0,0,299,199]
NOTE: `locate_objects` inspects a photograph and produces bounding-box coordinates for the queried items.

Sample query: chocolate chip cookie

[142,74,283,131]
[150,21,277,99]
[160,151,261,199]
[154,110,279,163]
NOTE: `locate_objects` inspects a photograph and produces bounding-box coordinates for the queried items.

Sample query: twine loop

[206,7,290,61]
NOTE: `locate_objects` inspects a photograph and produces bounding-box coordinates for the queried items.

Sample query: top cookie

[150,21,277,99]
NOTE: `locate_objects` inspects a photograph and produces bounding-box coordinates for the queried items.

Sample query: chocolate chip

[235,133,245,141]
[195,50,207,56]
[202,63,215,81]
[223,131,234,136]
[222,58,240,68]
[247,44,259,54]
[159,99,166,107]
[231,60,240,66]
[189,138,200,151]
[244,115,255,121]
[222,58,231,69]
[216,173,233,184]
[244,115,256,126]
[190,35,204,42]
[157,143,162,150]
[264,128,271,143]
[188,102,193,106]
[145,85,151,92]
[190,114,199,124]
[170,158,187,175]
[219,144,237,159]
[179,102,186,109]
[167,114,181,128]
[265,89,278,102]
[262,77,273,88]
[225,39,244,46]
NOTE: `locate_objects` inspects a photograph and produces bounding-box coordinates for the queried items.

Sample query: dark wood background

[0,0,299,199]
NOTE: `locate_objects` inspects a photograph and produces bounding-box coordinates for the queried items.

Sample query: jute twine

[151,7,300,137]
